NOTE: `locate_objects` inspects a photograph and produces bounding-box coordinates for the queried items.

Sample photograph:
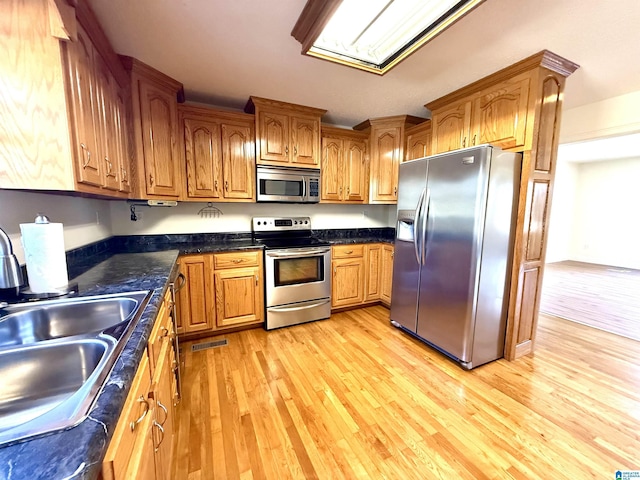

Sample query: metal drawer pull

[157,399,168,426]
[344,250,353,254]
[153,421,165,452]
[232,259,242,263]
[129,395,149,431]
[80,143,91,168]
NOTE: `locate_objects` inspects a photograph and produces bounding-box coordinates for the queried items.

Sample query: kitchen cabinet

[180,105,255,201]
[405,120,432,161]
[245,96,326,168]
[354,116,425,204]
[176,251,264,338]
[1,0,131,197]
[332,246,365,308]
[121,56,184,199]
[176,255,215,335]
[101,354,155,480]
[364,244,381,302]
[213,251,264,328]
[380,244,394,306]
[430,74,530,154]
[320,126,368,203]
[150,339,175,480]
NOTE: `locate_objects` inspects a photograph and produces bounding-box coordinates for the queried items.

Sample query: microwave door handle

[301,176,307,201]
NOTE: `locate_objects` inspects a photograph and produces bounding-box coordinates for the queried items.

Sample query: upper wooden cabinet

[320,126,368,203]
[121,57,184,199]
[405,120,432,161]
[245,96,326,168]
[429,74,531,154]
[354,116,425,204]
[1,0,131,198]
[179,105,255,202]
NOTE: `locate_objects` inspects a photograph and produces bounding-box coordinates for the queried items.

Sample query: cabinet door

[364,244,381,302]
[257,111,290,163]
[380,245,394,305]
[151,340,175,480]
[66,26,102,187]
[291,115,320,167]
[321,136,343,201]
[343,139,367,202]
[177,255,214,334]
[184,118,222,199]
[139,81,181,196]
[406,129,432,161]
[221,123,255,200]
[370,127,401,203]
[113,86,131,193]
[214,266,263,327]
[94,57,121,191]
[332,257,365,308]
[472,77,530,150]
[431,100,472,154]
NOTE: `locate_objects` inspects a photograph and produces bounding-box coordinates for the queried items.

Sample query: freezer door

[416,148,490,361]
[390,158,428,333]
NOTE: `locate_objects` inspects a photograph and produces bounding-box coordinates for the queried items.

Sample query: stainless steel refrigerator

[390,145,521,369]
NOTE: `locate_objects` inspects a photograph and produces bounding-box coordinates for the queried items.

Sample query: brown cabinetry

[321,126,368,203]
[405,120,432,161]
[380,244,394,306]
[180,105,255,201]
[364,244,381,302]
[245,96,326,168]
[176,250,264,338]
[122,57,184,199]
[355,116,425,204]
[430,75,530,154]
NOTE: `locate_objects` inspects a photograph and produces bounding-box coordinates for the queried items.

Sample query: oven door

[265,247,331,307]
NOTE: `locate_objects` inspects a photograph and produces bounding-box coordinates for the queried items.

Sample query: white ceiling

[89,0,640,128]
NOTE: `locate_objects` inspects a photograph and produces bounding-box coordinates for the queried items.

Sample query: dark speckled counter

[0,228,394,479]
[0,251,179,480]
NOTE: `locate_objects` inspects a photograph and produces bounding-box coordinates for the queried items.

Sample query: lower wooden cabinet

[331,243,394,310]
[176,250,264,337]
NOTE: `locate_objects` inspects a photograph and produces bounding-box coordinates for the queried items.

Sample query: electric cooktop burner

[251,216,330,250]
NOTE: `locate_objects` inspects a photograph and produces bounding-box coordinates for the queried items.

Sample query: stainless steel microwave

[256,165,320,203]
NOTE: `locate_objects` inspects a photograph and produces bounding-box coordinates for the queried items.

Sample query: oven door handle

[267,299,331,312]
[266,247,330,258]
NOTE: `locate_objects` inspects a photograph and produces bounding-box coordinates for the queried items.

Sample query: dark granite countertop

[0,250,179,480]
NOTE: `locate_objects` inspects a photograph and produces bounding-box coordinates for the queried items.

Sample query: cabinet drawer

[332,244,365,259]
[102,354,152,480]
[148,292,171,374]
[213,250,261,269]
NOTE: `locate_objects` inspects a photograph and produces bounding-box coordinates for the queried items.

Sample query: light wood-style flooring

[173,306,640,479]
[541,260,640,341]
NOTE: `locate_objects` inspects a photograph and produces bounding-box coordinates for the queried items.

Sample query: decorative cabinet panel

[430,75,531,154]
[354,116,425,204]
[122,56,184,199]
[364,244,381,302]
[332,257,365,308]
[246,96,326,168]
[180,105,255,202]
[321,126,368,203]
[177,255,214,335]
[380,244,394,305]
[214,266,263,327]
[405,120,432,161]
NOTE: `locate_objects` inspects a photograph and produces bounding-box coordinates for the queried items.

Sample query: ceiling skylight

[292,0,486,75]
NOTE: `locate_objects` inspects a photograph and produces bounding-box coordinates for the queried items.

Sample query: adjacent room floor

[173,306,640,479]
[540,260,640,341]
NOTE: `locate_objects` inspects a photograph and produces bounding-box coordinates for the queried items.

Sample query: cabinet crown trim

[353,115,427,131]
[179,103,255,123]
[426,50,579,111]
[321,124,369,139]
[244,96,327,117]
[120,55,185,101]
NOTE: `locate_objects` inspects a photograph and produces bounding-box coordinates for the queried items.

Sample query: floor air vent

[191,339,228,352]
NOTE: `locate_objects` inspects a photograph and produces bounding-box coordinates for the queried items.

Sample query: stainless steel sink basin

[0,337,116,446]
[0,290,151,447]
[0,291,149,348]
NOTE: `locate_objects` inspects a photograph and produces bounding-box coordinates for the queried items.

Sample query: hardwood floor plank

[176,306,640,479]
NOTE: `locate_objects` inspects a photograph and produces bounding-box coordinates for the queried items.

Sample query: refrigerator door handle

[414,188,427,265]
[422,188,431,265]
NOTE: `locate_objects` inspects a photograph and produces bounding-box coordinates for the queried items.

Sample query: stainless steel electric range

[252,217,331,330]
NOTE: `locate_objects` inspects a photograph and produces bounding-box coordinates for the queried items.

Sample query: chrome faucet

[0,226,24,290]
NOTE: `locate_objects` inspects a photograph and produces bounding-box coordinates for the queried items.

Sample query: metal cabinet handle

[255,274,259,286]
[294,146,297,156]
[158,326,169,340]
[149,173,154,186]
[214,179,219,192]
[285,146,289,155]
[105,157,116,177]
[472,134,477,146]
[225,180,229,191]
[462,136,467,148]
[153,421,165,452]
[232,259,242,263]
[121,167,128,183]
[129,395,149,431]
[394,186,397,196]
[80,143,91,168]
[157,399,168,426]
[347,187,350,195]
[344,250,353,254]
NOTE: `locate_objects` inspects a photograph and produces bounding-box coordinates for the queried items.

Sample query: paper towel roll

[20,221,69,293]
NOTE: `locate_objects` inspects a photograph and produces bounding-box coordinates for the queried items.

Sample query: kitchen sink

[0,293,147,348]
[0,290,151,447]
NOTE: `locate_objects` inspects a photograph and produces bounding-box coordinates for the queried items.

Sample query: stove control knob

[257,221,261,225]
[294,221,298,225]
[304,220,308,224]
